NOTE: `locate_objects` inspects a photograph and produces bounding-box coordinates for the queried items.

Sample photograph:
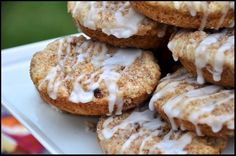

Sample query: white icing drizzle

[213,35,234,81]
[149,81,181,111]
[57,39,64,63]
[102,110,156,139]
[194,31,226,84]
[169,29,234,84]
[101,109,193,154]
[197,94,234,132]
[72,1,144,38]
[199,2,209,31]
[216,2,230,29]
[149,130,192,154]
[186,2,197,16]
[168,30,190,62]
[85,2,99,30]
[70,43,142,115]
[139,131,160,154]
[173,2,181,10]
[102,116,114,129]
[159,67,189,83]
[149,69,195,111]
[171,2,233,30]
[150,68,234,136]
[39,39,65,99]
[163,85,222,132]
[44,67,59,100]
[72,1,80,17]
[167,41,177,60]
[39,36,142,115]
[120,130,146,154]
[95,49,142,115]
[69,74,94,103]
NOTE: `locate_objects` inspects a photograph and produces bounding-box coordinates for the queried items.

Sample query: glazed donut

[149,68,234,137]
[68,1,173,49]
[168,29,234,87]
[30,35,161,116]
[97,108,227,154]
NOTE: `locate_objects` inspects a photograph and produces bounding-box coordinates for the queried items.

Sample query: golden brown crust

[68,1,173,49]
[36,84,149,116]
[97,109,227,154]
[68,1,168,36]
[76,21,171,49]
[179,58,234,87]
[155,101,234,138]
[151,68,234,138]
[168,29,234,87]
[30,35,161,116]
[130,1,234,29]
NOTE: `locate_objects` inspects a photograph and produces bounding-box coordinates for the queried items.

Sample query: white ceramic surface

[1,34,234,154]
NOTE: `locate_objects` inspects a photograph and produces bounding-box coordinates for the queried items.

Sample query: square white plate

[1,34,234,154]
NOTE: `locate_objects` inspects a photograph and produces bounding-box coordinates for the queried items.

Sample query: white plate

[1,34,234,154]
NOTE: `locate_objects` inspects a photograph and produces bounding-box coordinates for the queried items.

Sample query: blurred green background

[1,2,77,49]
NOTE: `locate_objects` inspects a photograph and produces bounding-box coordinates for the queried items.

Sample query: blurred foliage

[1,2,77,49]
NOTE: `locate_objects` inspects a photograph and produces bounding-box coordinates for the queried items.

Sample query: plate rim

[2,96,62,154]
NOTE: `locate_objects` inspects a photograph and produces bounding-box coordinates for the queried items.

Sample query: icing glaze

[139,131,160,154]
[186,2,197,16]
[149,69,195,111]
[195,33,221,84]
[120,130,146,153]
[194,30,233,84]
[199,2,209,31]
[149,68,234,136]
[216,2,230,29]
[213,36,234,81]
[171,1,234,30]
[101,109,193,154]
[72,1,145,38]
[39,37,142,115]
[149,130,192,154]
[102,110,156,139]
[169,29,234,85]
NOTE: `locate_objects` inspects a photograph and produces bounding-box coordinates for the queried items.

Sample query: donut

[30,35,161,116]
[168,28,234,87]
[67,1,173,49]
[97,108,227,154]
[130,1,234,30]
[149,68,234,138]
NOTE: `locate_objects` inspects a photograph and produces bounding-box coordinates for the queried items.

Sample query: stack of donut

[30,1,234,154]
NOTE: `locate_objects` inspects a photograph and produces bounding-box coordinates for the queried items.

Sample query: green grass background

[1,2,77,49]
